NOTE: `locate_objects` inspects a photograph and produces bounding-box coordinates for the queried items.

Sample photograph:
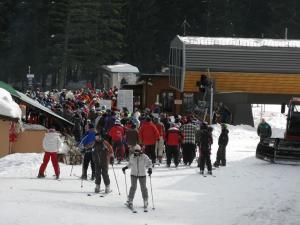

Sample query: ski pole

[70,164,74,176]
[112,164,121,195]
[124,171,128,197]
[149,175,155,210]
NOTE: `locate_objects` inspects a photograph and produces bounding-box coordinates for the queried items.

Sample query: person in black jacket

[214,123,229,167]
[198,123,213,175]
[93,133,114,193]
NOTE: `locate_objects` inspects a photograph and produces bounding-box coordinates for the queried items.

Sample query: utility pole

[181,18,191,36]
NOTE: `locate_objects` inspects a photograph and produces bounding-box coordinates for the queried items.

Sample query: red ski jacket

[138,122,160,145]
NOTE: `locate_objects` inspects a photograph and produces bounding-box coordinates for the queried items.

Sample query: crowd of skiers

[33,86,232,210]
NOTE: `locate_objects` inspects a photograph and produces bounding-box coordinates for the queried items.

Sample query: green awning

[0,81,20,97]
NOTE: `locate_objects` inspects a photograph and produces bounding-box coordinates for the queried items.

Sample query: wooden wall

[0,120,10,158]
[184,71,300,94]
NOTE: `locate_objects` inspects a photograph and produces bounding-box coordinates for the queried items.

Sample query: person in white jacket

[122,145,152,210]
[38,128,63,179]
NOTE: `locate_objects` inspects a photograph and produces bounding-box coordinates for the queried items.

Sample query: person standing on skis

[198,123,213,175]
[38,127,63,179]
[92,133,114,194]
[122,145,152,210]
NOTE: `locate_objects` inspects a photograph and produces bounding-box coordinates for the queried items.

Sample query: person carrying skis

[214,123,229,167]
[38,127,63,179]
[198,123,213,175]
[122,145,152,211]
[92,133,114,193]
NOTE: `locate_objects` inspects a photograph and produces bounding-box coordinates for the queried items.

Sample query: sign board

[174,99,182,105]
[99,99,112,110]
[27,74,34,79]
[117,90,133,113]
[27,74,34,87]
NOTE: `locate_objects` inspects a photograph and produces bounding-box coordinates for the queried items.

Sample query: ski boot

[37,173,45,178]
[105,185,111,193]
[95,184,100,193]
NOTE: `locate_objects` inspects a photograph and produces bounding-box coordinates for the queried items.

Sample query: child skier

[122,145,152,211]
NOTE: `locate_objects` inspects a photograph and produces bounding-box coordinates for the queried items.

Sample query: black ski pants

[144,144,156,164]
[214,145,226,166]
[82,150,95,177]
[166,145,179,167]
[199,150,212,172]
[182,143,196,165]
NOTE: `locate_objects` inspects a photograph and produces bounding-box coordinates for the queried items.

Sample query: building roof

[178,35,300,49]
[102,63,139,73]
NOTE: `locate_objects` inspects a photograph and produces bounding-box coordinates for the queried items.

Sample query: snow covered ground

[0,105,299,225]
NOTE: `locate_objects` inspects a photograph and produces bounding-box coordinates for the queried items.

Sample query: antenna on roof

[285,27,288,40]
[181,18,191,36]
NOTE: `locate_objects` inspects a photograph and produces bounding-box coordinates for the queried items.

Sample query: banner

[117,90,133,113]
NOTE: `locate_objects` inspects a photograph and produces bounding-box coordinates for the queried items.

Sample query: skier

[257,118,272,142]
[180,117,198,166]
[93,133,114,193]
[122,145,152,211]
[138,116,160,166]
[108,119,125,163]
[198,123,213,175]
[214,123,229,167]
[38,127,63,179]
[165,123,183,167]
[79,123,96,180]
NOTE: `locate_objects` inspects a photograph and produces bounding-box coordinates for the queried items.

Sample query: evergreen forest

[1,0,300,88]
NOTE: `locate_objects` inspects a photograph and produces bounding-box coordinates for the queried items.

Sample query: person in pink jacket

[38,128,63,179]
[138,116,160,165]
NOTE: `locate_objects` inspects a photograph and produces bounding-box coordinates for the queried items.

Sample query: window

[161,91,174,112]
[183,93,194,113]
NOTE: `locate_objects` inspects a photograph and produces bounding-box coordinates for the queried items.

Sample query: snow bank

[0,88,21,119]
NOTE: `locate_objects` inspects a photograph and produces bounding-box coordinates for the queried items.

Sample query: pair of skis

[125,202,148,213]
[87,189,112,198]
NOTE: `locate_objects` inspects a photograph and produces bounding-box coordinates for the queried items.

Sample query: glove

[147,168,152,176]
[110,156,114,165]
[122,166,128,174]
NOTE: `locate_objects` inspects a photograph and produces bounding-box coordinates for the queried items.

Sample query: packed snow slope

[0,105,299,225]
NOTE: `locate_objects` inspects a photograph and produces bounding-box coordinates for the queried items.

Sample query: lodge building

[169,35,300,125]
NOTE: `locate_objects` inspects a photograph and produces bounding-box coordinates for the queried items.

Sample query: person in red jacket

[108,120,125,163]
[165,123,183,167]
[138,116,160,165]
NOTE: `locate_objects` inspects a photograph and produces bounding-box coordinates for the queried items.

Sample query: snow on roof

[0,88,21,120]
[102,63,139,73]
[178,35,300,48]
